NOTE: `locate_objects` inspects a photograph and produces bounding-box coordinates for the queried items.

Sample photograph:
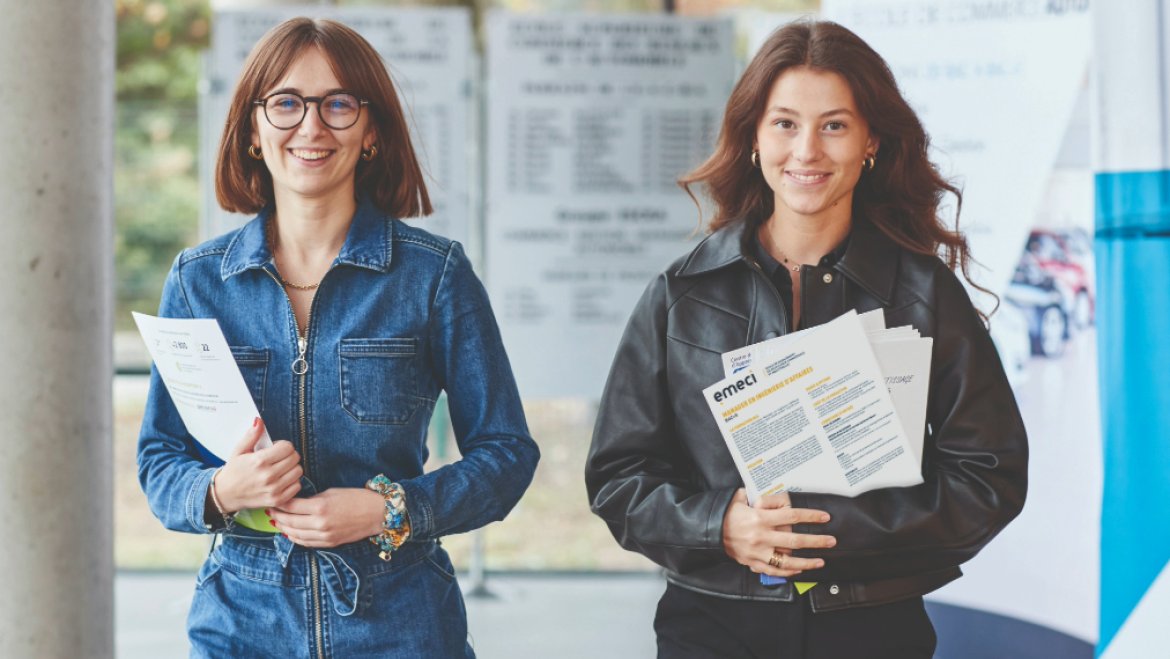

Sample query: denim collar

[220,197,395,281]
[675,214,900,306]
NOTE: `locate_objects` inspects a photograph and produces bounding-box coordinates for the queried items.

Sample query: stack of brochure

[704,310,932,503]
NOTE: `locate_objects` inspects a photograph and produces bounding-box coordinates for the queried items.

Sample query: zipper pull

[292,335,308,375]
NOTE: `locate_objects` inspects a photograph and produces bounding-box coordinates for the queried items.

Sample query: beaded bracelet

[208,467,236,532]
[365,474,411,561]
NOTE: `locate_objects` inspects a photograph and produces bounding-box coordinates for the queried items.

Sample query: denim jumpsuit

[137,199,540,658]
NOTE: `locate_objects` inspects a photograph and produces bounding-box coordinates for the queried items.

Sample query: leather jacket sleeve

[585,275,736,574]
[789,264,1029,582]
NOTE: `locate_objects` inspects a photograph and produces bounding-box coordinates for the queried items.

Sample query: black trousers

[655,583,937,659]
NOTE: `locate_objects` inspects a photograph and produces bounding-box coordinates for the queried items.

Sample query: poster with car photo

[972,83,1104,652]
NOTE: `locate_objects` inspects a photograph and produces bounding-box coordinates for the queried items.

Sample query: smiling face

[755,66,878,228]
[252,47,376,207]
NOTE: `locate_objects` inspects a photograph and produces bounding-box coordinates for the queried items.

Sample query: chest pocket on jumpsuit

[229,346,269,413]
[339,337,425,425]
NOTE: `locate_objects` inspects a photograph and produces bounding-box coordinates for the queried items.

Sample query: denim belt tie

[270,532,363,617]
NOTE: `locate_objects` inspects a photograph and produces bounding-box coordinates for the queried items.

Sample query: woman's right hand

[722,488,836,578]
[213,418,303,512]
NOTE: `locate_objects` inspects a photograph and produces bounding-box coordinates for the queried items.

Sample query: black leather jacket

[585,217,1028,612]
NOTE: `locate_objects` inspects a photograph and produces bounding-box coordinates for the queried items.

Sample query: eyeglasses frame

[252,92,370,131]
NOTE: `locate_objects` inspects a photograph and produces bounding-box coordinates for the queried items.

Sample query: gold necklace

[759,225,803,272]
[776,252,802,272]
[267,220,322,291]
[279,277,319,291]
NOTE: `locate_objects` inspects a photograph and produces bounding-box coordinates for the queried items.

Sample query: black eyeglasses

[253,92,369,130]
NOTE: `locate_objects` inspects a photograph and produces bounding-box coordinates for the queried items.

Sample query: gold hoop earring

[247,145,263,160]
[361,145,378,161]
[750,150,760,168]
[863,155,876,171]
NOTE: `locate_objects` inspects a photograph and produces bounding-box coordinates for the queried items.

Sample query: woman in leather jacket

[137,18,538,657]
[586,20,1027,658]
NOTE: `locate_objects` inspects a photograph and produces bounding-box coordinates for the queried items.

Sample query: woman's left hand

[268,488,385,548]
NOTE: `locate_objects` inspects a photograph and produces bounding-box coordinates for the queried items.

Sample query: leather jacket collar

[675,216,901,306]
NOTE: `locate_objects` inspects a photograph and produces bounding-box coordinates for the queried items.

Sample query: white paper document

[870,336,932,462]
[132,312,272,461]
[722,310,933,463]
[723,309,886,377]
[704,311,924,501]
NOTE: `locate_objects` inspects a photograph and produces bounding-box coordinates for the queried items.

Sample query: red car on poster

[1025,228,1095,329]
[1006,252,1070,358]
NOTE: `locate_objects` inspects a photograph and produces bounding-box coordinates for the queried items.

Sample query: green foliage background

[116,0,210,329]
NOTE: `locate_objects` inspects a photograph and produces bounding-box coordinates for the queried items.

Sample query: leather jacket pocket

[339,337,422,425]
[229,346,269,413]
[667,296,749,355]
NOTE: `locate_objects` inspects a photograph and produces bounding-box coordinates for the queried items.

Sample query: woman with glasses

[137,17,539,657]
[586,20,1027,657]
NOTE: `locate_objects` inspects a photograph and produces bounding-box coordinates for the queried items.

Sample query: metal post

[465,528,497,599]
[463,12,495,602]
[430,394,451,462]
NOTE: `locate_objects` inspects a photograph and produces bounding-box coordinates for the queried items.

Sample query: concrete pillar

[0,1,114,656]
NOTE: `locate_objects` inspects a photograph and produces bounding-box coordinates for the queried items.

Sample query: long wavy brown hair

[681,19,985,294]
[216,17,432,218]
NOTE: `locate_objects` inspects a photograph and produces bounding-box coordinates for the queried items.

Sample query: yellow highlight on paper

[795,582,817,594]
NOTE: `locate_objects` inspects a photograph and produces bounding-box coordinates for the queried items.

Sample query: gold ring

[768,550,784,569]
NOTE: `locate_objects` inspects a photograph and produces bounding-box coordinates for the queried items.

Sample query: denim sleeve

[136,253,220,534]
[399,242,540,540]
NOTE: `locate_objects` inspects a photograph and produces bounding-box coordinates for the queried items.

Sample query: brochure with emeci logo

[702,310,925,503]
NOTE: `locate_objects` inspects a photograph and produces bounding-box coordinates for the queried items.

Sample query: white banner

[820,0,1089,301]
[815,0,1095,645]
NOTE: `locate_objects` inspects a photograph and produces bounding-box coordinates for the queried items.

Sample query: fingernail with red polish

[270,519,277,527]
[281,533,287,539]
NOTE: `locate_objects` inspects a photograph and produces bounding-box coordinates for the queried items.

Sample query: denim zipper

[301,338,324,659]
[264,266,326,659]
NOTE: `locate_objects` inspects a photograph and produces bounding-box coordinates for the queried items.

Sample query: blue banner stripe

[1095,169,1170,654]
[1095,170,1170,234]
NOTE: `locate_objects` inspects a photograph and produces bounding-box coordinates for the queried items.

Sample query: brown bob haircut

[681,19,977,281]
[215,17,432,218]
